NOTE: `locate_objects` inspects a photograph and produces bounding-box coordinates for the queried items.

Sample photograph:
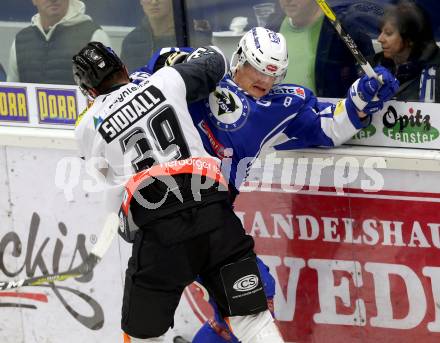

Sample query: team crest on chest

[206,84,250,131]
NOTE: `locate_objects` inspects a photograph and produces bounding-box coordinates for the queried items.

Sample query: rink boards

[1,82,440,342]
[0,141,440,342]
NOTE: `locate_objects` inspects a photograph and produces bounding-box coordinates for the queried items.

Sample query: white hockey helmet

[231,27,288,84]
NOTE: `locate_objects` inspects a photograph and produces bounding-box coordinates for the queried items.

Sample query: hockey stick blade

[314,0,378,80]
[0,212,119,291]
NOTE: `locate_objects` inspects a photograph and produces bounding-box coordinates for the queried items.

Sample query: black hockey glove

[153,51,190,72]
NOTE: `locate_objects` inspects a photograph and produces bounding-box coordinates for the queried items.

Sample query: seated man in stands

[7,0,110,85]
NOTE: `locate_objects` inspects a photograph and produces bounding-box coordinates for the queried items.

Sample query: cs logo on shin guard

[233,274,259,292]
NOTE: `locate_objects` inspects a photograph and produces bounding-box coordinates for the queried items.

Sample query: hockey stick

[0,212,119,291]
[314,0,379,80]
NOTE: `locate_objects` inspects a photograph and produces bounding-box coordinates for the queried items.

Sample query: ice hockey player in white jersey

[73,42,286,343]
[144,27,399,343]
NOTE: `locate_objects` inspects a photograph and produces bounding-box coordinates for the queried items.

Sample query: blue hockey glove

[348,66,399,116]
[363,99,384,115]
[348,72,381,113]
[375,65,400,102]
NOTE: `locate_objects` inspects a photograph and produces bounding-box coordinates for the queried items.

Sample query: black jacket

[374,43,440,102]
[121,18,177,73]
[0,64,5,81]
[15,21,98,84]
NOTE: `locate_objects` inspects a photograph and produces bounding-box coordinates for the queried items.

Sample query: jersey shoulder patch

[206,83,250,131]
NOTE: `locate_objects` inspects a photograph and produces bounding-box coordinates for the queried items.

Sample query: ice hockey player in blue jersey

[145,27,399,343]
[190,29,398,196]
[146,28,398,198]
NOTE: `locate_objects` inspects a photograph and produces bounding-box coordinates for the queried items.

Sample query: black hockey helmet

[72,41,124,96]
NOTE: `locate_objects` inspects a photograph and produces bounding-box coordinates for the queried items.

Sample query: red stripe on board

[0,292,48,302]
[244,183,440,199]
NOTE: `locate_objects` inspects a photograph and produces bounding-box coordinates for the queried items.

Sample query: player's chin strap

[226,310,284,343]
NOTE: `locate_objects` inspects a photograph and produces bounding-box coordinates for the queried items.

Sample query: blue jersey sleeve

[275,93,364,150]
[277,96,335,149]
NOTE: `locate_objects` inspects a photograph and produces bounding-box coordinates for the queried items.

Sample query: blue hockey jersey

[142,48,367,192]
[188,75,366,191]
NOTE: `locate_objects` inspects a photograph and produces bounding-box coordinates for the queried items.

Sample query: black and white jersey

[75,46,228,214]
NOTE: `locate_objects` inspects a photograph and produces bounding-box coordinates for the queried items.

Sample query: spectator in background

[121,0,177,73]
[374,0,440,102]
[413,0,440,41]
[0,64,6,82]
[266,0,375,98]
[186,1,214,48]
[7,0,111,85]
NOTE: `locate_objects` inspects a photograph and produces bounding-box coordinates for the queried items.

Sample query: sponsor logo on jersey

[292,87,305,99]
[199,120,226,158]
[271,85,306,99]
[98,85,165,143]
[207,84,250,131]
[233,274,259,292]
[93,115,104,129]
[109,85,139,107]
